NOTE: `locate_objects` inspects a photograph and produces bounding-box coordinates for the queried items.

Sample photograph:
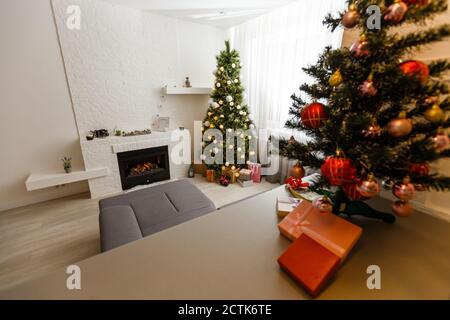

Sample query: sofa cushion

[99,179,216,251]
[99,205,143,252]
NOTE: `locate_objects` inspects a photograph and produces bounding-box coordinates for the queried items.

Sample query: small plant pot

[64,167,72,174]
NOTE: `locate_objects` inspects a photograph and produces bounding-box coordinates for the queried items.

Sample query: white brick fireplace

[80,132,187,198]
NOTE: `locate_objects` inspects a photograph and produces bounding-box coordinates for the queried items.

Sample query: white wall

[52,0,225,140]
[342,8,450,220]
[0,0,88,211]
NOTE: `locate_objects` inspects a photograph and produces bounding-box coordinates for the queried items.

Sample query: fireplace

[117,146,170,190]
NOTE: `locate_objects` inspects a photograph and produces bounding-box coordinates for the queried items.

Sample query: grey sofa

[99,179,216,251]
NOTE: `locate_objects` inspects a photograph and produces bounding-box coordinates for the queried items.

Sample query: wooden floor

[0,176,278,291]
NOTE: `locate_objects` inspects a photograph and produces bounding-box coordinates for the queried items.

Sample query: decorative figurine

[185,77,192,88]
[62,156,72,174]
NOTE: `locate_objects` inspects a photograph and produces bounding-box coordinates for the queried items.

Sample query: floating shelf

[163,86,211,95]
[25,167,109,191]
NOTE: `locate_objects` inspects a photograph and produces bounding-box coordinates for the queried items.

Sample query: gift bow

[285,176,309,190]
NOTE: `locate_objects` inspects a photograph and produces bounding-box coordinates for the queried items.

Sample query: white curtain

[230,0,346,133]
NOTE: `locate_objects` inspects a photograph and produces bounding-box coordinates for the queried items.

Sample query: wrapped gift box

[278,233,341,298]
[239,169,252,181]
[248,163,262,183]
[278,200,362,262]
[221,167,239,183]
[276,196,301,218]
[206,169,215,182]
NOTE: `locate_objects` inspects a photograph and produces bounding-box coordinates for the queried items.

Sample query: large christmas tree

[282,0,450,222]
[201,41,255,174]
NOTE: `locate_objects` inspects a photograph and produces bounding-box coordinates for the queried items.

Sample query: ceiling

[101,0,297,28]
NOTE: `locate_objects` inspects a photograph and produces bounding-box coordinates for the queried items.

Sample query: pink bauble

[384,1,408,23]
[359,80,377,96]
[433,134,450,152]
[392,200,414,217]
[312,197,333,213]
[357,176,381,198]
[393,177,415,201]
[350,38,369,57]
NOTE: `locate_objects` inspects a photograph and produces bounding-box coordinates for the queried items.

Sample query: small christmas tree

[282,0,450,222]
[201,41,256,175]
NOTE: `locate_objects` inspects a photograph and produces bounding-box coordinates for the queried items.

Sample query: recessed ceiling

[101,0,297,28]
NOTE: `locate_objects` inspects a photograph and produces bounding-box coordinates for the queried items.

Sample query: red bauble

[392,200,414,217]
[356,174,381,198]
[393,177,415,201]
[300,102,328,129]
[399,60,429,84]
[408,162,430,176]
[219,175,229,186]
[321,155,356,186]
[343,182,368,201]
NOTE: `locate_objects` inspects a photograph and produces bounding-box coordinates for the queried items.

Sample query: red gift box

[278,233,341,297]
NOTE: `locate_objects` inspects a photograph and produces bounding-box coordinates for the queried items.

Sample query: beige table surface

[1,186,449,300]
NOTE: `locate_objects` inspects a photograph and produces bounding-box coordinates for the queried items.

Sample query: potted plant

[62,157,72,173]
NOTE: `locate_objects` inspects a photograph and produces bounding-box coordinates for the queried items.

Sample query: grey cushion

[99,179,216,251]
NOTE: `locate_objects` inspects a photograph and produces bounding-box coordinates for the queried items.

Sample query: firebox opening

[117,146,170,190]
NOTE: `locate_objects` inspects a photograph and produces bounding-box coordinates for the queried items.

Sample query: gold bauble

[329,69,343,87]
[209,124,215,128]
[424,103,445,123]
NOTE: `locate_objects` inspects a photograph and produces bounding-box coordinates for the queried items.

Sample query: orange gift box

[278,233,341,298]
[278,200,362,262]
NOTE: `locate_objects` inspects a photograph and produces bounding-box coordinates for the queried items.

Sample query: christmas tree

[281,0,450,222]
[201,41,256,176]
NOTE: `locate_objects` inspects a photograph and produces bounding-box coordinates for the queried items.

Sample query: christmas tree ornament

[220,66,224,72]
[399,60,429,84]
[212,102,219,108]
[384,0,408,23]
[312,196,333,213]
[300,102,328,128]
[204,121,210,127]
[408,162,430,176]
[249,124,255,129]
[289,161,305,179]
[393,176,415,201]
[229,102,234,106]
[219,175,230,186]
[231,63,236,68]
[321,149,356,186]
[424,103,445,122]
[343,182,368,200]
[285,176,309,190]
[356,173,381,198]
[329,69,343,87]
[342,4,360,28]
[362,120,382,138]
[359,74,377,96]
[219,100,223,105]
[216,82,221,87]
[432,132,450,152]
[214,116,218,121]
[392,200,414,217]
[350,34,369,57]
[210,124,215,129]
[288,135,296,144]
[234,79,238,83]
[387,112,413,137]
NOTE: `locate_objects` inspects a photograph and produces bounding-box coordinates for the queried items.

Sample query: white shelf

[163,86,211,95]
[25,167,109,191]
